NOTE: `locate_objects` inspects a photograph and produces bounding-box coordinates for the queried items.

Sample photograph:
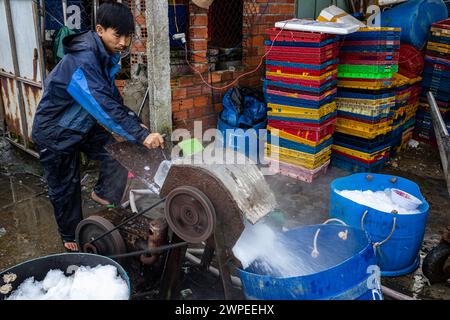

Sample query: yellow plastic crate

[332,144,390,161]
[392,73,422,87]
[267,125,333,147]
[338,79,395,90]
[268,102,336,119]
[336,117,392,131]
[431,27,450,36]
[427,41,450,51]
[265,144,331,168]
[357,27,401,32]
[265,152,331,170]
[336,97,395,107]
[335,125,392,139]
[336,104,391,117]
[266,70,337,81]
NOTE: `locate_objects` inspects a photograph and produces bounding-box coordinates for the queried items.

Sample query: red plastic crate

[425,61,450,72]
[268,118,336,142]
[425,50,450,62]
[266,27,336,43]
[267,48,339,64]
[431,18,450,30]
[266,42,338,53]
[339,52,400,62]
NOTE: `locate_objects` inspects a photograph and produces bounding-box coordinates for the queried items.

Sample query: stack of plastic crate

[332,89,395,173]
[337,27,401,91]
[391,74,422,155]
[415,18,450,146]
[263,28,339,182]
[332,27,401,173]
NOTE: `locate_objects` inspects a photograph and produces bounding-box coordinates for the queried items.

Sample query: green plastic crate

[338,64,399,74]
[338,71,395,79]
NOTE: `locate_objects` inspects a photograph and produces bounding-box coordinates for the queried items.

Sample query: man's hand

[143,133,165,149]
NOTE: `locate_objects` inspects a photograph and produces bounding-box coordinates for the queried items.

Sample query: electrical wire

[172,0,180,33]
[183,20,291,91]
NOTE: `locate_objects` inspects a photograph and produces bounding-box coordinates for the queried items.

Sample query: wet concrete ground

[0,137,449,299]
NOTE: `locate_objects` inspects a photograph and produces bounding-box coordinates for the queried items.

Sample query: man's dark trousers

[37,125,128,242]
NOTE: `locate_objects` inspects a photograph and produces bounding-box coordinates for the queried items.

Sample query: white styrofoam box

[317,5,366,27]
[274,18,360,35]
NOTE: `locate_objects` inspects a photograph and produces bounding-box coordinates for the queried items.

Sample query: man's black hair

[96,1,135,36]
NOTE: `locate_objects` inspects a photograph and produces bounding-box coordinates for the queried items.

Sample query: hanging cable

[183,20,290,91]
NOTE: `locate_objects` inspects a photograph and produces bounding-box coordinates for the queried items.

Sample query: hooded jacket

[32,31,149,152]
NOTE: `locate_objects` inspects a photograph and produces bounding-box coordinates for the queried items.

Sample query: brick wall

[131,0,296,133]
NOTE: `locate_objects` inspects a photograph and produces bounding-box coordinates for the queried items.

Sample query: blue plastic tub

[329,173,430,276]
[237,224,382,300]
[381,0,448,50]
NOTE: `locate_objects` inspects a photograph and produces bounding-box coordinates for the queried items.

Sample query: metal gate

[0,0,45,157]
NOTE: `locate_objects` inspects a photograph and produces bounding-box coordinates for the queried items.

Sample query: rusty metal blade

[105,141,168,187]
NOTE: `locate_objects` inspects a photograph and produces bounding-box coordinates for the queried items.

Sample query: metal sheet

[104,141,169,187]
[22,83,42,140]
[10,0,41,82]
[0,77,23,137]
[0,0,14,74]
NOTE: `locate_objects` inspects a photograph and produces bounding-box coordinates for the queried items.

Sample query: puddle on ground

[0,172,63,271]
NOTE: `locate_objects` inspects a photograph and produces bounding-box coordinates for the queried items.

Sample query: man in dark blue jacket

[32,2,164,251]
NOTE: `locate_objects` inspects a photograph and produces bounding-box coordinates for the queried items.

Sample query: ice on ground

[335,188,421,214]
[6,265,129,300]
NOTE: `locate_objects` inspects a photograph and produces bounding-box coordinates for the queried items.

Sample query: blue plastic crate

[337,89,396,100]
[333,136,392,154]
[345,32,401,41]
[264,79,338,94]
[331,154,388,173]
[266,59,339,71]
[340,45,400,53]
[429,35,450,45]
[334,132,393,152]
[267,134,333,154]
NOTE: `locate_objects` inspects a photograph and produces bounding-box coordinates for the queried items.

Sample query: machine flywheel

[164,186,216,243]
[75,215,126,258]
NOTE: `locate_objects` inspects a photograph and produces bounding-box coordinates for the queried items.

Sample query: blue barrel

[217,117,267,163]
[329,173,429,276]
[381,0,448,50]
[238,224,382,300]
[0,253,131,300]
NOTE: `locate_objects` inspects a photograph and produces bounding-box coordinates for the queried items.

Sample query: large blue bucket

[380,0,448,50]
[237,223,382,300]
[329,173,429,276]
